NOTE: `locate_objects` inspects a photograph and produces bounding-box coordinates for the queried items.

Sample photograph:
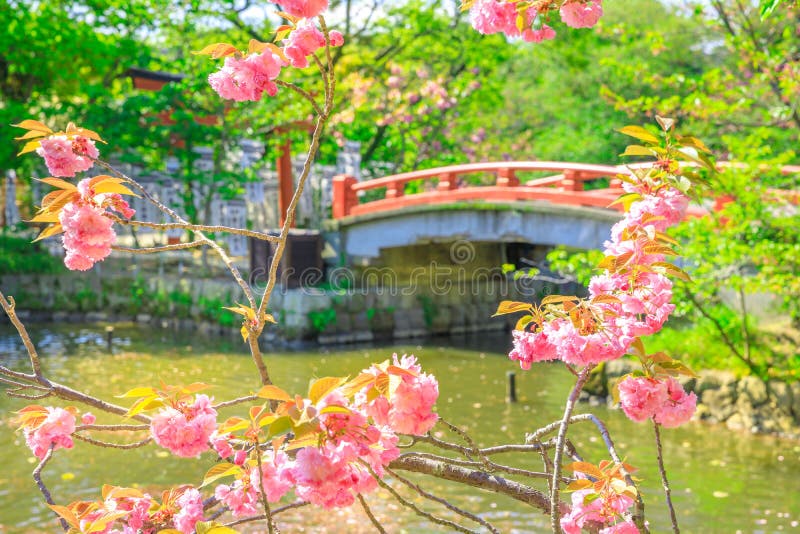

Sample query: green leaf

[308,376,348,404]
[265,415,293,439]
[256,385,292,402]
[759,0,782,19]
[620,145,656,158]
[201,462,242,487]
[618,125,660,145]
[492,300,533,316]
[565,461,604,479]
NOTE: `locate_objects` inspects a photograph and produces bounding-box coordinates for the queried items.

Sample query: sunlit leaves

[223,304,276,343]
[118,382,210,417]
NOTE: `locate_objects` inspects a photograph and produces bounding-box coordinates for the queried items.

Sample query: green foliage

[308,308,337,333]
[546,247,603,287]
[0,233,63,275]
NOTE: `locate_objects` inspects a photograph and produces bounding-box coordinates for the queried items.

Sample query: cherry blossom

[560,0,604,29]
[150,394,218,457]
[173,488,204,533]
[36,135,99,177]
[618,376,669,422]
[23,407,76,459]
[360,354,439,435]
[209,52,283,102]
[274,0,328,18]
[654,378,697,428]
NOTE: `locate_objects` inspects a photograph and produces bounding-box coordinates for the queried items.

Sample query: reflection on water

[0,324,798,533]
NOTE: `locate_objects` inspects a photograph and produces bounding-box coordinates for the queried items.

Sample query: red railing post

[437,172,458,191]
[560,170,584,191]
[386,180,404,198]
[332,174,358,218]
[496,168,519,187]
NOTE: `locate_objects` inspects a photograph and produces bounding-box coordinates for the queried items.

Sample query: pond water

[0,324,798,533]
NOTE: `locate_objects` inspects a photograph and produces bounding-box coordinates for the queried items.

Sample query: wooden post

[386,180,404,199]
[332,175,358,218]
[560,171,584,191]
[277,139,294,227]
[437,172,458,191]
[507,371,517,403]
[496,168,519,187]
[105,326,114,353]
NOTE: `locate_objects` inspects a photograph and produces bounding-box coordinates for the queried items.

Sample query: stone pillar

[4,170,20,227]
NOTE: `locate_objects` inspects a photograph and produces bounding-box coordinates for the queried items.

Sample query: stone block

[431,305,452,335]
[702,388,737,421]
[768,380,793,415]
[738,375,768,406]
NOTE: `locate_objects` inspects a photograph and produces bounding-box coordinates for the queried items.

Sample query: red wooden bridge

[331,160,800,220]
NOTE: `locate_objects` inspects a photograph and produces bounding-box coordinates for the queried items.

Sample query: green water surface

[0,324,798,533]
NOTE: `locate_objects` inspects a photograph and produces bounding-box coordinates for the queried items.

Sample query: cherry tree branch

[357,493,387,534]
[653,421,680,534]
[34,446,69,532]
[550,364,595,531]
[384,466,501,534]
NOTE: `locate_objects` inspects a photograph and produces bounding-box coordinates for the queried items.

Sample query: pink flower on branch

[654,378,697,428]
[358,354,439,436]
[560,0,604,29]
[274,0,329,18]
[209,52,284,102]
[36,135,99,177]
[21,406,76,459]
[150,394,218,458]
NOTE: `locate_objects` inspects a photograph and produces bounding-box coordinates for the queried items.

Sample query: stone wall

[584,359,800,438]
[0,272,578,346]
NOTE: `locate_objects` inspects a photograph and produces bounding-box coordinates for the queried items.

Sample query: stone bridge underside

[330,201,622,259]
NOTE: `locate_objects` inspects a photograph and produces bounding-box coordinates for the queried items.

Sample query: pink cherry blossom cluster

[360,354,440,435]
[213,355,435,512]
[561,488,639,534]
[284,19,344,68]
[70,485,204,534]
[59,178,135,271]
[469,0,603,43]
[150,394,218,458]
[22,407,76,459]
[208,6,343,102]
[509,179,690,368]
[215,450,293,515]
[36,135,99,177]
[275,0,328,18]
[618,376,697,428]
[209,52,284,102]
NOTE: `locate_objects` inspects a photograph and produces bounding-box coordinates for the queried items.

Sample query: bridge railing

[331,161,800,219]
[332,161,630,218]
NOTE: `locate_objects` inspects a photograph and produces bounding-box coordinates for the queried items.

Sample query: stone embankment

[1,273,563,345]
[584,359,800,438]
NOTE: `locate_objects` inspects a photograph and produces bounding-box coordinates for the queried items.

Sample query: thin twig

[112,241,206,254]
[109,215,281,242]
[653,421,680,534]
[357,493,388,534]
[223,501,309,527]
[214,395,260,410]
[0,291,43,377]
[438,417,492,470]
[550,364,595,531]
[97,161,257,311]
[73,433,153,449]
[76,423,149,432]
[364,462,477,534]
[275,80,323,116]
[385,466,501,534]
[254,438,276,534]
[33,445,69,532]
